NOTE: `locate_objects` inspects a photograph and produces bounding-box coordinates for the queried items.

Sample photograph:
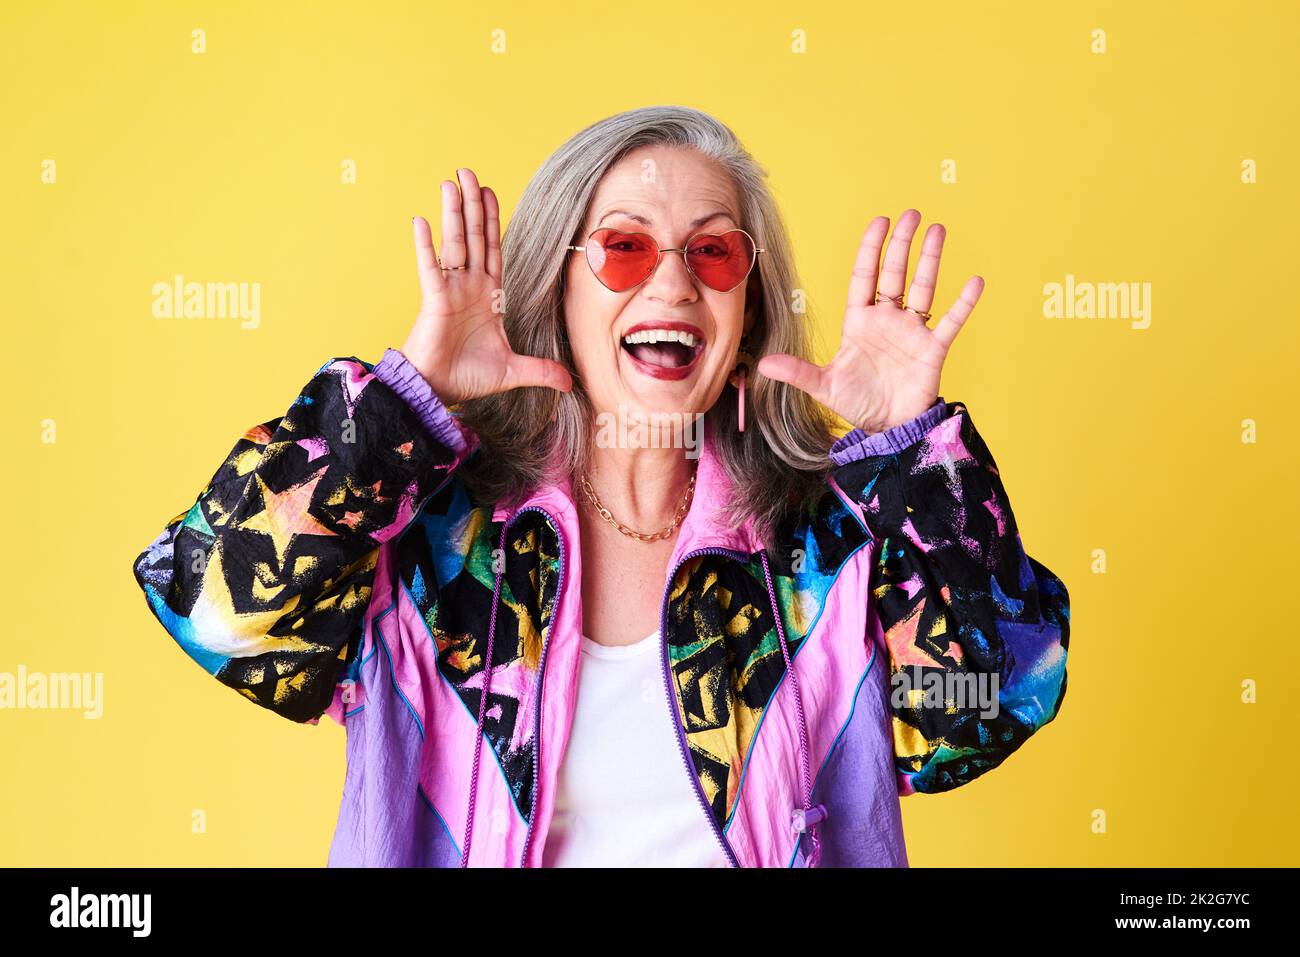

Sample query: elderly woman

[133,105,1069,868]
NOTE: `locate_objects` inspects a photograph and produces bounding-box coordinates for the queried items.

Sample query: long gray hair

[456,104,838,545]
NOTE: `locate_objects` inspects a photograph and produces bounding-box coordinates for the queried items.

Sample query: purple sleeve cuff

[371,348,469,455]
[829,398,949,466]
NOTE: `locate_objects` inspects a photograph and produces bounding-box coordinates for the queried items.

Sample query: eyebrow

[596,209,738,230]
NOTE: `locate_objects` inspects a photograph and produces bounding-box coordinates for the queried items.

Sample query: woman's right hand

[401,167,573,405]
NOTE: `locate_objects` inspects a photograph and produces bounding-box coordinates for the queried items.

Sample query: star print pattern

[132,357,468,722]
[832,401,1071,794]
[395,499,561,821]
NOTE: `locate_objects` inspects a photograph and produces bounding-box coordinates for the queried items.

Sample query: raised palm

[758,210,983,434]
[402,167,572,405]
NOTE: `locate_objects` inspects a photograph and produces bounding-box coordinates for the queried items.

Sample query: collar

[490,415,767,562]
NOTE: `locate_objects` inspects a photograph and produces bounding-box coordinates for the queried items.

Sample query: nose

[641,247,699,306]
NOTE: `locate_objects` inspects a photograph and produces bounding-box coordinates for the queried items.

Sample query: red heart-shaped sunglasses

[567,227,764,293]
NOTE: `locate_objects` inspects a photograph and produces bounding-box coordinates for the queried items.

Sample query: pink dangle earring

[729,335,756,432]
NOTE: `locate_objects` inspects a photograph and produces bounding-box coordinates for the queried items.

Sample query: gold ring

[874,292,904,306]
[903,305,933,321]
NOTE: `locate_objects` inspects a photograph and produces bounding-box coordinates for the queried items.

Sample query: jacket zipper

[516,505,566,868]
[507,510,738,867]
[659,545,746,868]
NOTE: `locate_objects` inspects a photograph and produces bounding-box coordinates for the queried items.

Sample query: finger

[847,216,891,309]
[412,215,444,304]
[755,353,829,405]
[456,167,486,272]
[904,222,946,315]
[932,275,984,350]
[482,186,503,281]
[877,209,922,301]
[501,354,574,394]
[440,178,466,269]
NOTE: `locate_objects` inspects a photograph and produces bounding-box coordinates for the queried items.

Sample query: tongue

[626,341,692,368]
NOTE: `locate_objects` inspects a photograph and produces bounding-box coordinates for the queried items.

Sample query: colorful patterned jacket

[132,349,1071,867]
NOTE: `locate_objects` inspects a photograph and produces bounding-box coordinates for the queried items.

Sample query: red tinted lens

[585,228,659,291]
[686,230,756,291]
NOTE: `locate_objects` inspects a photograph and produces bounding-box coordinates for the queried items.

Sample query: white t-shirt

[540,629,731,868]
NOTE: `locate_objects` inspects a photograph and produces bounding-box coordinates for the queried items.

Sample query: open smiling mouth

[620,325,705,381]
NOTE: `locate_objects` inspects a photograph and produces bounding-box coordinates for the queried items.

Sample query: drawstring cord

[461,518,510,868]
[760,549,826,867]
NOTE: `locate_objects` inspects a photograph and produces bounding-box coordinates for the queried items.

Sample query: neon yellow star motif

[235,467,338,569]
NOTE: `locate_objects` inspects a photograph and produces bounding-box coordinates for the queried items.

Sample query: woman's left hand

[757,209,984,434]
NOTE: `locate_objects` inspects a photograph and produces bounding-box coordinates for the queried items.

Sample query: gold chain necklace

[578,469,697,543]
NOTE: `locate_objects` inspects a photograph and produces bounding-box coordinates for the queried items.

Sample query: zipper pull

[791,804,828,833]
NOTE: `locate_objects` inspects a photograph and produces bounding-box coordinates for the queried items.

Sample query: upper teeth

[623,329,699,347]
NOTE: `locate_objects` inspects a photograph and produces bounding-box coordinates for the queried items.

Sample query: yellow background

[2,0,1294,866]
